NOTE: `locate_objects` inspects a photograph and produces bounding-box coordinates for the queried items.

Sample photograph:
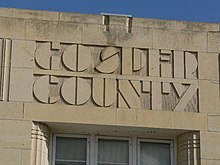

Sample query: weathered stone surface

[0,102,23,119]
[175,21,219,32]
[26,20,58,41]
[133,18,176,30]
[208,115,220,132]
[0,120,31,149]
[133,18,219,32]
[153,29,207,51]
[198,53,219,81]
[57,22,82,43]
[0,17,25,39]
[208,32,220,53]
[22,150,31,165]
[199,80,220,113]
[59,12,102,24]
[0,149,21,165]
[24,103,207,130]
[9,68,33,102]
[171,111,207,130]
[11,40,36,69]
[82,24,153,48]
[200,131,220,160]
[0,8,59,21]
[201,159,220,165]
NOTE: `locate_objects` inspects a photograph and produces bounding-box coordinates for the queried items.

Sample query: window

[53,135,90,165]
[97,138,130,165]
[138,139,173,165]
[53,134,173,165]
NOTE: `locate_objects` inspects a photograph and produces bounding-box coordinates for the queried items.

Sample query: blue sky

[0,0,220,23]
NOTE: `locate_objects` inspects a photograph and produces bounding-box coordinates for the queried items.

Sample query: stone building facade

[0,7,219,165]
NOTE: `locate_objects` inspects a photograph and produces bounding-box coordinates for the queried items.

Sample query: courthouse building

[0,7,220,165]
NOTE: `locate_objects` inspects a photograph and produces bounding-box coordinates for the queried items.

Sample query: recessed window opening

[53,134,173,165]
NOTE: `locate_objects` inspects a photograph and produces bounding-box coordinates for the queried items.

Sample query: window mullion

[137,139,140,165]
[87,136,91,165]
[170,140,174,165]
[89,134,96,165]
[52,134,56,165]
[130,137,136,165]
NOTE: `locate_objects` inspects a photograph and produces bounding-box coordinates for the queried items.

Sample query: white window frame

[52,134,174,165]
[95,136,133,165]
[137,138,174,165]
[52,134,90,165]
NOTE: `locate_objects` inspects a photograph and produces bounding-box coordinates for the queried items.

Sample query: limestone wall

[0,7,219,165]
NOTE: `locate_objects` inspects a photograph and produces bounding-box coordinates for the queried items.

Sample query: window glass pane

[55,137,87,162]
[98,139,129,165]
[140,142,170,165]
[55,163,85,165]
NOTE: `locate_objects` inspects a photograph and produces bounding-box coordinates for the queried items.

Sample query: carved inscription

[33,42,199,112]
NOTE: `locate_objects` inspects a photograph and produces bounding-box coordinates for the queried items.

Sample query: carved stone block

[10,68,33,102]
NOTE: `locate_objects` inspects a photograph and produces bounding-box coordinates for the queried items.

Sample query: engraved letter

[96,47,119,73]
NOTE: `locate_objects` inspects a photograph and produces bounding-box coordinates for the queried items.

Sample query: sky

[0,0,220,23]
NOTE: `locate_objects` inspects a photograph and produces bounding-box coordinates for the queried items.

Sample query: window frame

[137,138,174,165]
[52,134,90,165]
[52,134,174,165]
